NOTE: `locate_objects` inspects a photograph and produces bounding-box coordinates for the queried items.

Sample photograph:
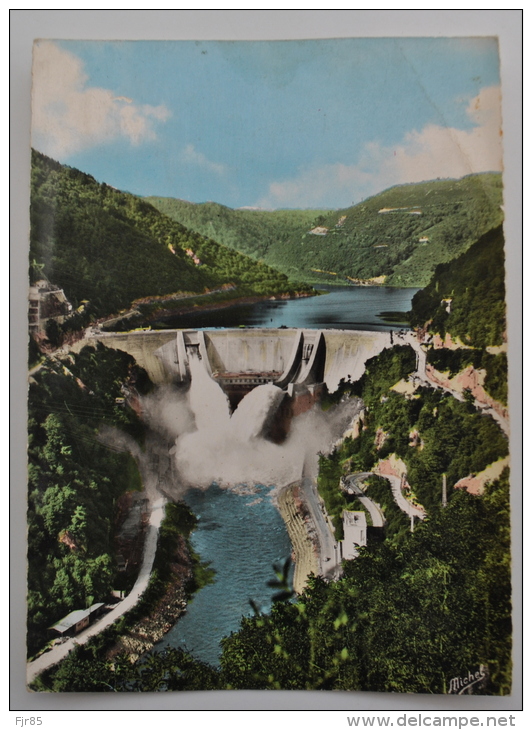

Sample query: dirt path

[406,333,509,437]
[27,497,167,685]
[342,473,386,527]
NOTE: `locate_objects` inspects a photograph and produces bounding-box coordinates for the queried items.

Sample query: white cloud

[181,143,226,176]
[31,41,171,158]
[258,86,503,209]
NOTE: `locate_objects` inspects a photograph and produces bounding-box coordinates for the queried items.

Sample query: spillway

[81,327,393,394]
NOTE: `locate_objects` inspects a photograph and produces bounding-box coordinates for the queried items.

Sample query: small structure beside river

[49,603,106,639]
[340,510,367,560]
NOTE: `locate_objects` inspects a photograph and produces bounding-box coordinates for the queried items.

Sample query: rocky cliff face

[425,362,509,422]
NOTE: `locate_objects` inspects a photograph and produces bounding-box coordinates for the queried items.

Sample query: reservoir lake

[155,284,420,331]
[153,285,419,666]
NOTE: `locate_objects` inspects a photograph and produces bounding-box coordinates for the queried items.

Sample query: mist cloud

[138,358,361,500]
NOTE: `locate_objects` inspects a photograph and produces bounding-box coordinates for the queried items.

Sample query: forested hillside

[148,173,503,287]
[321,346,508,516]
[33,343,511,694]
[410,224,506,348]
[30,151,310,325]
[145,198,323,263]
[27,344,148,657]
[408,224,508,405]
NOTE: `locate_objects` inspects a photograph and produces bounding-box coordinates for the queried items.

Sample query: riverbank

[100,289,316,332]
[27,497,167,685]
[277,483,319,594]
[106,532,192,663]
[27,499,211,689]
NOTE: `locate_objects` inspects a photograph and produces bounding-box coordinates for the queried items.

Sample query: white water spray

[153,353,363,497]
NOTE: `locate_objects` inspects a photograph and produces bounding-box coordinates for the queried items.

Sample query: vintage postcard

[26,37,512,695]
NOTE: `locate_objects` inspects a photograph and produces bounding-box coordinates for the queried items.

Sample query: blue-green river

[155,483,292,666]
[152,285,419,666]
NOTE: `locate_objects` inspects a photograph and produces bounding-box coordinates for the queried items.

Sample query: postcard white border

[10,9,523,715]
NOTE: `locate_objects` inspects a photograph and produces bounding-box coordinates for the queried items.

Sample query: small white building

[49,603,105,637]
[341,510,367,560]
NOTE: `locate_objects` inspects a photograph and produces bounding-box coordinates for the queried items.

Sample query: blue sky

[31,38,502,209]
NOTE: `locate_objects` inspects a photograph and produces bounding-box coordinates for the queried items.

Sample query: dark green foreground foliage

[27,345,147,657]
[150,174,503,287]
[30,150,310,324]
[410,225,507,348]
[35,470,511,694]
[222,470,511,694]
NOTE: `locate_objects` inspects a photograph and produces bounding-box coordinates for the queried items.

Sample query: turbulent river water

[151,286,419,666]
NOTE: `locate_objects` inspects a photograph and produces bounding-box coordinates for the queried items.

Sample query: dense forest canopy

[145,198,324,264]
[30,150,310,325]
[410,224,507,348]
[27,344,148,657]
[148,173,503,287]
[27,155,511,695]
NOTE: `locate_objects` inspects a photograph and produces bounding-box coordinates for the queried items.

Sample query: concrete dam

[83,328,393,397]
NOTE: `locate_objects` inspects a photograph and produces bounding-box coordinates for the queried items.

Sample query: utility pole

[442,473,447,507]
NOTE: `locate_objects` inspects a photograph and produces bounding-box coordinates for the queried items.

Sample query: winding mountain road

[405,333,509,437]
[342,473,385,527]
[300,476,341,581]
[27,498,167,685]
[381,473,426,519]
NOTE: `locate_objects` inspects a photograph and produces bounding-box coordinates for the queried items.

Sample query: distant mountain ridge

[147,173,503,288]
[30,150,311,325]
[144,198,324,266]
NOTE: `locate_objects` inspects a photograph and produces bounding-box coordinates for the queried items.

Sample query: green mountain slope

[144,198,323,262]
[30,150,310,324]
[408,224,508,405]
[410,225,506,348]
[148,174,503,287]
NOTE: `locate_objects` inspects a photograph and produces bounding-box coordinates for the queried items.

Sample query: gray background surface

[10,9,522,712]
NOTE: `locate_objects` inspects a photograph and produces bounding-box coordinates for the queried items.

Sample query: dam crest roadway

[77,326,399,591]
[81,327,396,395]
